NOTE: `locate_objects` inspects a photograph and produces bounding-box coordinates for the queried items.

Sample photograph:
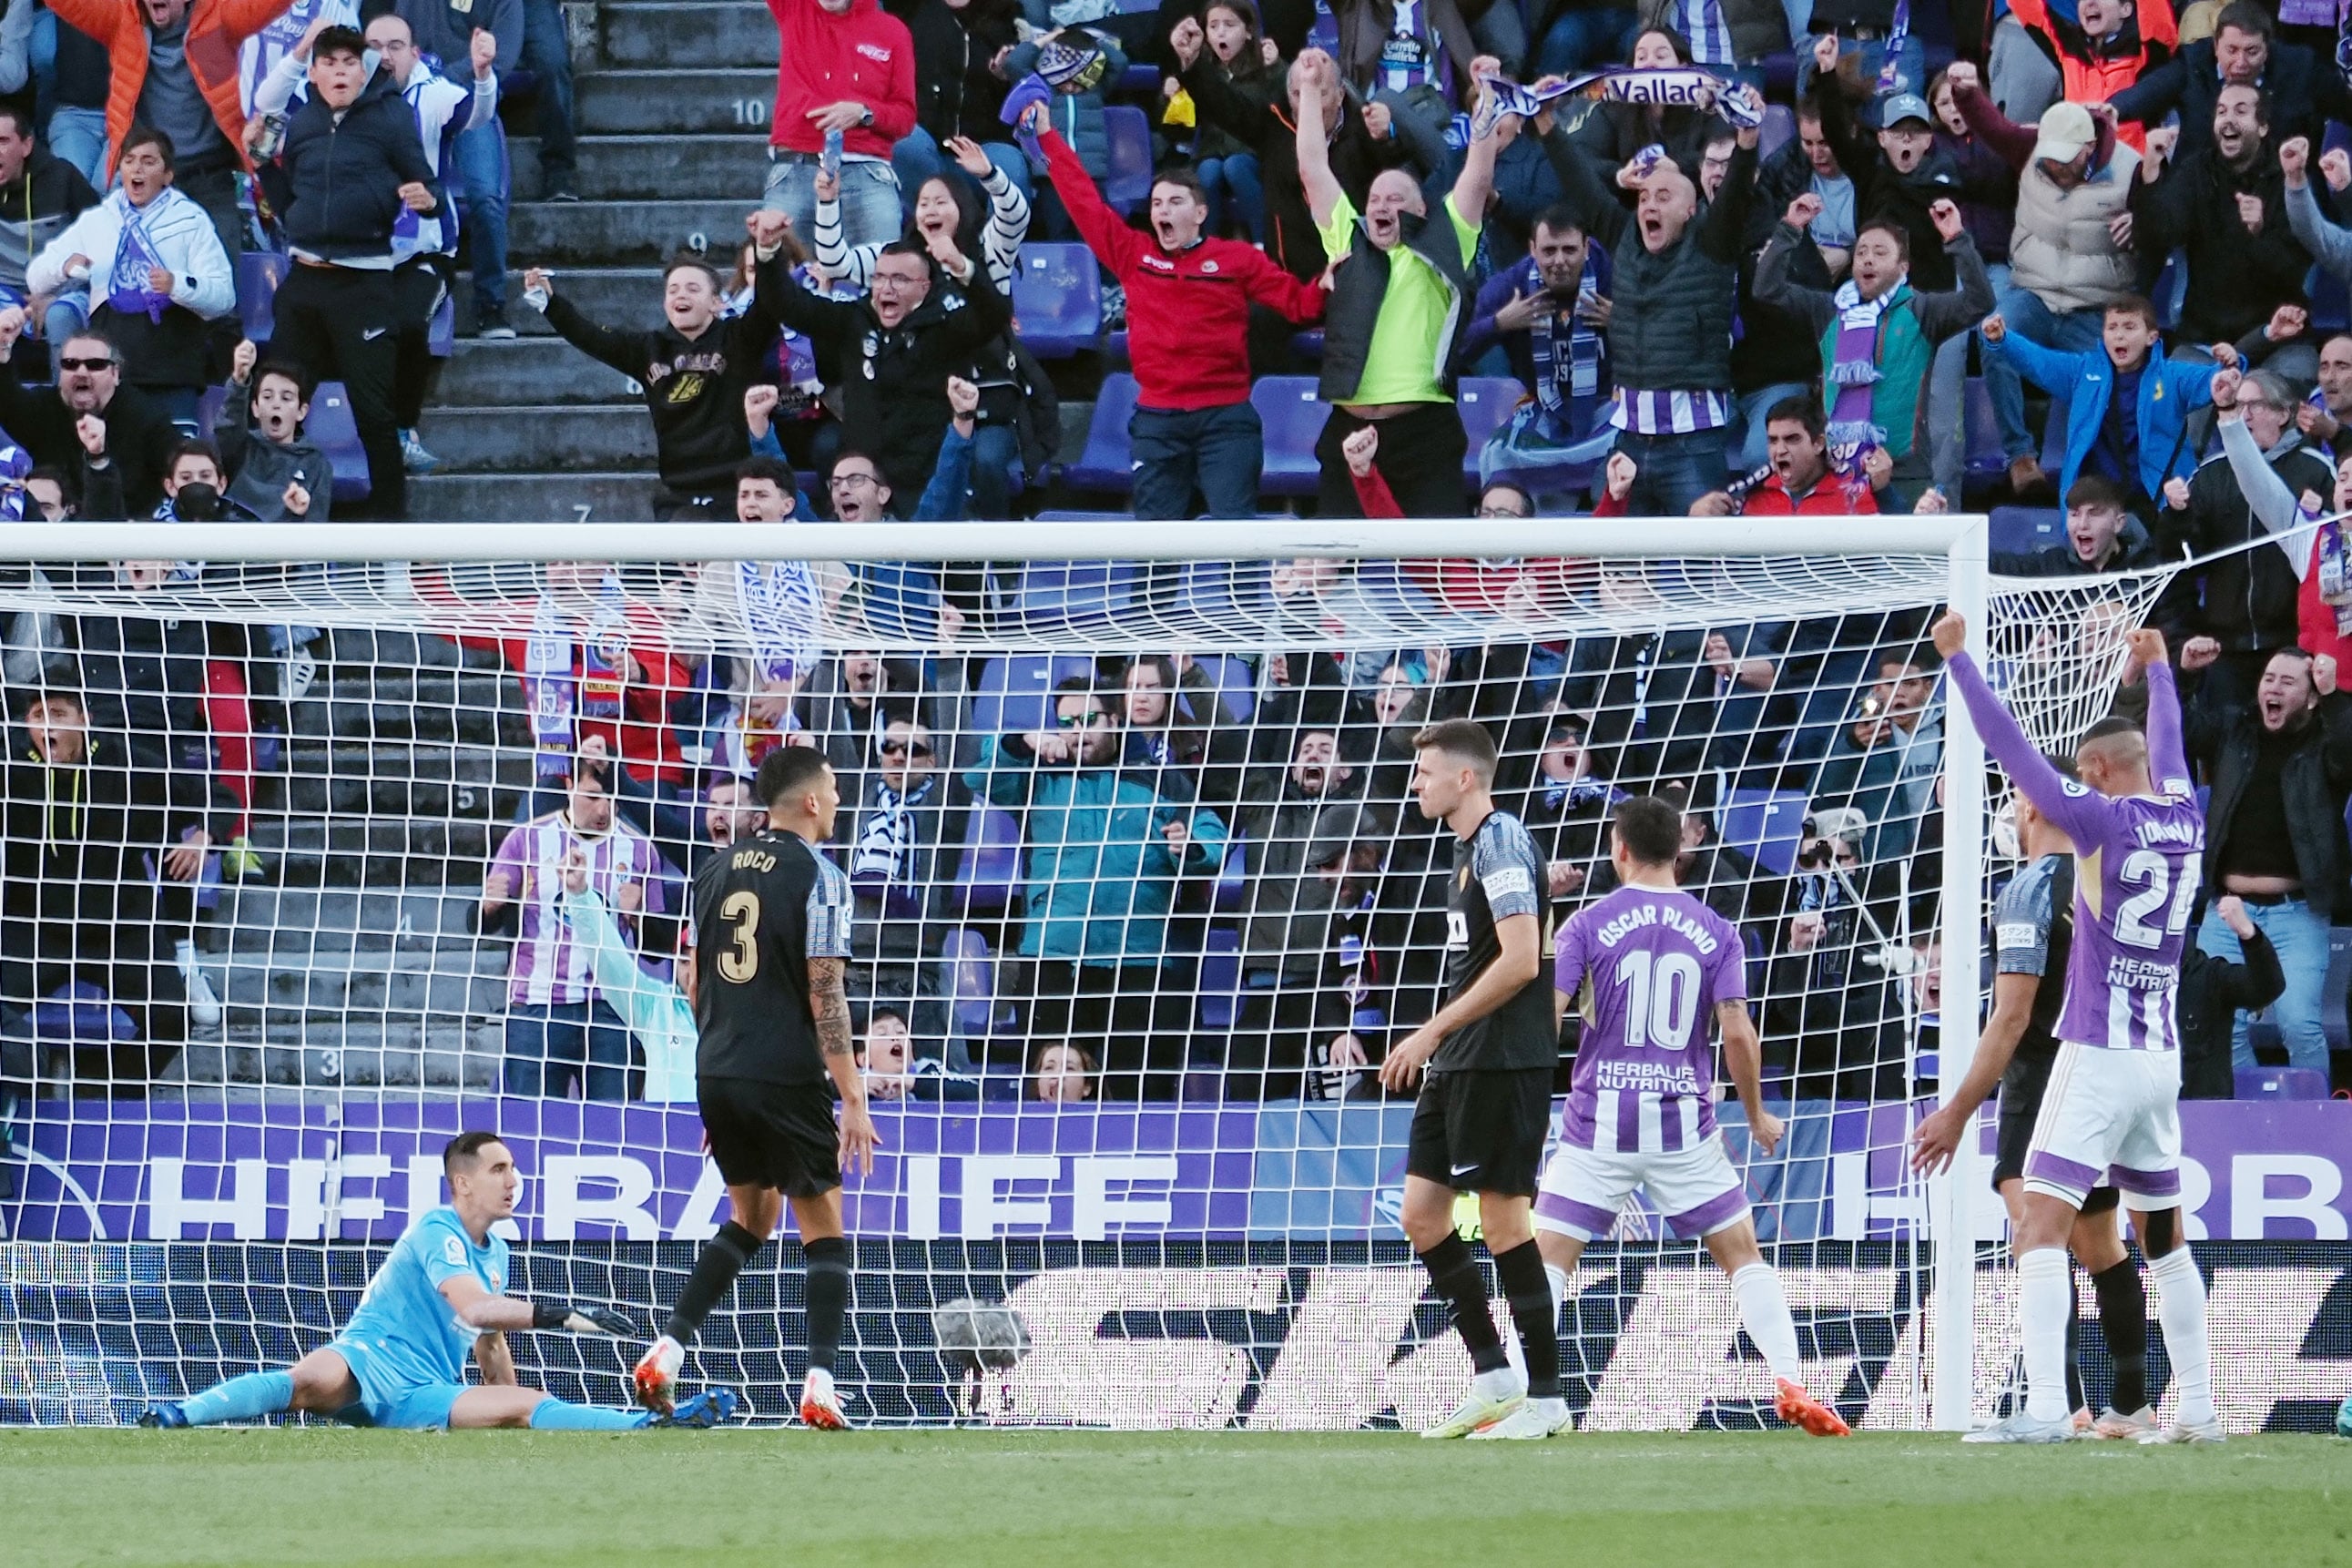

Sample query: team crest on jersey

[2061,779,2092,797]
[443,1236,466,1266]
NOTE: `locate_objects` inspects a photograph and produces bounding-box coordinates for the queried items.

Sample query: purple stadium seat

[1198,928,1241,1031]
[951,807,1025,917]
[972,653,1094,738]
[1716,789,1807,878]
[1759,104,1796,159]
[238,250,290,342]
[307,382,373,506]
[32,981,136,1045]
[1012,243,1104,360]
[429,291,455,358]
[1102,106,1153,213]
[1989,505,2062,557]
[1252,376,1328,496]
[1010,561,1138,620]
[1068,372,1140,492]
[942,927,1000,1039]
[1456,377,1525,484]
[1213,831,1247,912]
[2038,384,2071,477]
[1185,653,1255,722]
[1963,376,2007,480]
[2234,1067,2332,1101]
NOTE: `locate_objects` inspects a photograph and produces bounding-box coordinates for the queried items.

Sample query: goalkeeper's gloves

[534,1301,635,1335]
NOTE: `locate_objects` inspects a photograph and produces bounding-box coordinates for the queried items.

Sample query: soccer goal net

[0,518,2177,1431]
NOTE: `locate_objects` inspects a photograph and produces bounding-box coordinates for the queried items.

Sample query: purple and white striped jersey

[1553,884,1746,1154]
[1949,654,2204,1053]
[490,813,664,1007]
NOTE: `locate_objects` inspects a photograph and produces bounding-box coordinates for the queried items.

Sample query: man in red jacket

[1595,397,1888,516]
[763,0,917,252]
[1031,106,1325,520]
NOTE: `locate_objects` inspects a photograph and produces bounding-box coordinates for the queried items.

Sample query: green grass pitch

[5,1429,2347,1566]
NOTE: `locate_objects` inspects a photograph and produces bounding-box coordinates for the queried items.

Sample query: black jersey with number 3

[1433,809,1557,1072]
[691,828,853,1086]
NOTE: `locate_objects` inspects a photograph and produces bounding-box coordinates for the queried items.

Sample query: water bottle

[523,273,553,313]
[820,127,843,181]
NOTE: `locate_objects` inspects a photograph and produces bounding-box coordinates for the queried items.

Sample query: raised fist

[230,338,259,385]
[743,382,779,434]
[1943,59,1980,96]
[1928,199,1963,244]
[2181,635,2222,671]
[1169,14,1203,68]
[1604,450,1636,504]
[1812,32,1840,76]
[1341,423,1379,477]
[1363,100,1393,140]
[283,479,311,516]
[946,374,980,419]
[2210,363,2243,407]
[1979,311,2006,343]
[2281,135,2310,182]
[2236,190,2265,233]
[2316,653,2339,695]
[471,26,498,77]
[2163,475,2193,512]
[1784,192,1824,230]
[2326,147,2352,191]
[0,303,27,351]
[76,413,106,457]
[2268,302,2308,342]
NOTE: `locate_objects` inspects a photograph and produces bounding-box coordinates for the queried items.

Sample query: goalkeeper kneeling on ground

[138,1132,738,1431]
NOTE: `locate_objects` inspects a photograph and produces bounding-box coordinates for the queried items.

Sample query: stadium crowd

[3,0,2352,1110]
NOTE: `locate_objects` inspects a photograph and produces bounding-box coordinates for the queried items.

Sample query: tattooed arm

[809,955,881,1175]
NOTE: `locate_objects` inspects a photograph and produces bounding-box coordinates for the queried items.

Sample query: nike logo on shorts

[362,327,388,341]
[1451,1163,1478,1176]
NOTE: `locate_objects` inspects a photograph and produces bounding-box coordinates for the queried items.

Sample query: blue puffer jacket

[967,734,1227,965]
[277,66,436,261]
[1983,332,2215,500]
[1005,30,1128,179]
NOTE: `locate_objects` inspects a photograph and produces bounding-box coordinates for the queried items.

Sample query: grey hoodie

[215,384,334,522]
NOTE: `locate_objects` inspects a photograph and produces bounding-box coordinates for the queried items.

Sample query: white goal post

[5,512,2184,1432]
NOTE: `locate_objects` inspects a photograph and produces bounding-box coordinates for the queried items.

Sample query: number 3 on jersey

[1614,949,1700,1050]
[2113,850,2199,951]
[718,890,760,983]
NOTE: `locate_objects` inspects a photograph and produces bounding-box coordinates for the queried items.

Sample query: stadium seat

[950,807,1025,917]
[428,290,455,358]
[1962,376,2007,482]
[2234,1066,2332,1101]
[1213,831,1247,912]
[1456,377,1526,486]
[31,981,136,1045]
[2037,385,2071,478]
[1252,376,1328,496]
[308,383,373,506]
[1716,788,1808,878]
[1186,652,1256,722]
[1102,105,1153,213]
[942,927,1000,1040]
[1067,372,1140,493]
[1012,243,1105,359]
[971,653,1094,738]
[1033,510,1132,522]
[1198,928,1241,1031]
[2153,251,2183,331]
[1989,505,2062,557]
[1758,104,1796,159]
[237,249,289,342]
[1008,561,1138,622]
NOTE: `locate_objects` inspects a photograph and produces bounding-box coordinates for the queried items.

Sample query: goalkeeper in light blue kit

[138,1132,737,1431]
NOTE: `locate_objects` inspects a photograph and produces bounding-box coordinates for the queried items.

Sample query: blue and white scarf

[107,201,170,323]
[738,559,826,685]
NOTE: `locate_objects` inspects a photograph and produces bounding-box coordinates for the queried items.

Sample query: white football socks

[1729,1262,1802,1384]
[2018,1247,2072,1423]
[2147,1247,2216,1426]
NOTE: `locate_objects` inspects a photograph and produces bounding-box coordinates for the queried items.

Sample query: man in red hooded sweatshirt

[762,0,917,252]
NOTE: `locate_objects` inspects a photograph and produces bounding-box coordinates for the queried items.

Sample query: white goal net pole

[1930,519,1989,1433]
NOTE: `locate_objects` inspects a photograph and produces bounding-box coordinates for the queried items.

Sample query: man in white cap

[1947,60,2142,496]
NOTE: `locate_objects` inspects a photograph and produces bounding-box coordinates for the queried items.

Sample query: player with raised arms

[1934,611,2221,1444]
[1911,769,2157,1438]
[138,1131,736,1430]
[634,743,877,1430]
[1503,794,1852,1441]
[1377,718,1568,1440]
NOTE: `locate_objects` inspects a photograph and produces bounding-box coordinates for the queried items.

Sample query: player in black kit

[632,745,878,1430]
[1378,718,1561,1439]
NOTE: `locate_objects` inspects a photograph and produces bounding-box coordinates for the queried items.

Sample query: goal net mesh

[0,535,2174,1430]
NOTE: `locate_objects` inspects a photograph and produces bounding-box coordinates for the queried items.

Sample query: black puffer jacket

[2184,675,2352,921]
[271,68,435,261]
[764,251,1013,494]
[1545,124,1756,397]
[2157,435,2335,654]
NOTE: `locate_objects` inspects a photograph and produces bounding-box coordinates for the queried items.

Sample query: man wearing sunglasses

[0,320,178,513]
